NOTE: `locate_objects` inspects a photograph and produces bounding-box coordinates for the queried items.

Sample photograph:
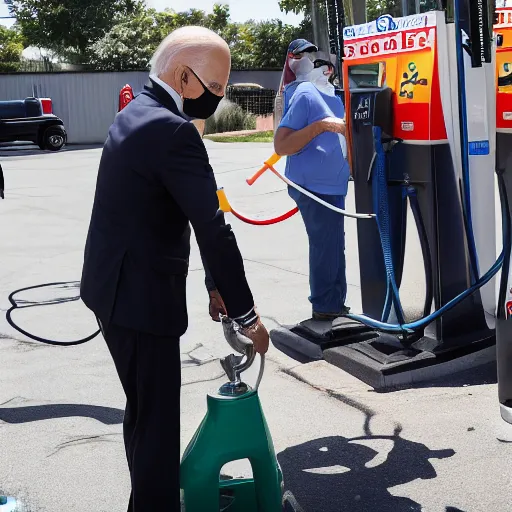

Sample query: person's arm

[200,249,216,292]
[200,249,227,322]
[275,118,346,156]
[274,86,346,156]
[158,121,266,349]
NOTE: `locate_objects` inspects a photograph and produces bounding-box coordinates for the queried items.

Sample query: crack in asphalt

[47,433,122,458]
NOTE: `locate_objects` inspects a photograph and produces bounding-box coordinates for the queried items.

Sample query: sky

[0,0,303,28]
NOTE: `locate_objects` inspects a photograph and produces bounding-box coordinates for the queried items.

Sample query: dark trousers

[101,322,182,511]
[288,186,347,313]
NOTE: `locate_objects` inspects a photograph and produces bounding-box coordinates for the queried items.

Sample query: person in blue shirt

[274,56,351,321]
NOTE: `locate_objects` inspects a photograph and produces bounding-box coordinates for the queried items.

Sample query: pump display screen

[348,64,381,88]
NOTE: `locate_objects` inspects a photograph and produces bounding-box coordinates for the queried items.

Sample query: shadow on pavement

[0,404,124,425]
[278,435,455,512]
[0,143,103,157]
[410,361,497,389]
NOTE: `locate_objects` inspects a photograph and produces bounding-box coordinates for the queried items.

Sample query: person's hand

[318,117,346,135]
[241,317,270,355]
[208,290,226,322]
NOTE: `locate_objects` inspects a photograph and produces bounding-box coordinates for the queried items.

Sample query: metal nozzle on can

[218,316,264,397]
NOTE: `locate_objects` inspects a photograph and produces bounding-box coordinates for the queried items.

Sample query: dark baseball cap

[288,38,318,55]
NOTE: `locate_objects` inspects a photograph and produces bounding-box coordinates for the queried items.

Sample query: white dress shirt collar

[149,74,184,114]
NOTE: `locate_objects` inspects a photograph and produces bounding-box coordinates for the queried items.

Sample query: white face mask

[308,66,335,96]
[307,65,346,157]
[289,56,314,80]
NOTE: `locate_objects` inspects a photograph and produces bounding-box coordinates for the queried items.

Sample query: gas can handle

[254,354,265,391]
[220,315,265,391]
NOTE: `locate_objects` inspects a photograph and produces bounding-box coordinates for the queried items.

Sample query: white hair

[150,26,226,77]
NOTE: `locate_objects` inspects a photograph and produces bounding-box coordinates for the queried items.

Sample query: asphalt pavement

[0,142,510,512]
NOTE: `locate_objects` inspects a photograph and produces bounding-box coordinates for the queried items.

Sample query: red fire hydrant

[118,84,134,112]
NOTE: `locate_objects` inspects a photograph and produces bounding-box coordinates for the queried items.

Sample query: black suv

[0,97,67,151]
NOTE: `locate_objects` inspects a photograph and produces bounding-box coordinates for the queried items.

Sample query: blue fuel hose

[454,0,480,283]
[348,172,510,334]
[372,126,405,324]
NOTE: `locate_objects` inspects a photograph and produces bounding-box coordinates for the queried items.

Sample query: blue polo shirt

[279,82,350,196]
[282,80,303,116]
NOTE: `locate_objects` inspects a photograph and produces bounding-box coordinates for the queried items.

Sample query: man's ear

[181,68,189,86]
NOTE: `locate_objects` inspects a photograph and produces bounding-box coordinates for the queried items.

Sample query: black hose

[6,281,100,346]
[497,171,511,319]
[406,186,434,318]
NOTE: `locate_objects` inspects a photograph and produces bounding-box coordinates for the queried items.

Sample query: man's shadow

[0,404,124,425]
[278,435,455,512]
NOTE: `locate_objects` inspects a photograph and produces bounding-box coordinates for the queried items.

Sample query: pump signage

[495,7,512,132]
[344,11,446,143]
[343,13,431,39]
[353,95,371,121]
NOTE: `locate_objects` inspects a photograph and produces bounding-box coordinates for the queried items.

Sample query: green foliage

[9,0,305,71]
[90,3,303,71]
[89,8,162,71]
[279,0,440,22]
[9,0,445,72]
[204,101,257,135]
[230,20,301,69]
[205,130,273,143]
[9,0,142,62]
[278,0,309,15]
[366,0,400,20]
[0,25,25,72]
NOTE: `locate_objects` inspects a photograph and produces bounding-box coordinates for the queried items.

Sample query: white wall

[0,71,149,144]
[0,70,281,144]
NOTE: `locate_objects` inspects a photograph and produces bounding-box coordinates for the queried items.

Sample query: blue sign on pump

[468,140,490,155]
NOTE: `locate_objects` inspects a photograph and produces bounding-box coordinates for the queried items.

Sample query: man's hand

[209,290,226,322]
[241,318,270,355]
[318,117,346,135]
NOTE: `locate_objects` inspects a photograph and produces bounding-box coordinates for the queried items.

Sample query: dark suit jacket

[80,79,254,337]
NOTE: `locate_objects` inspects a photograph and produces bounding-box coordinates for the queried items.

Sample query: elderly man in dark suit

[80,26,269,512]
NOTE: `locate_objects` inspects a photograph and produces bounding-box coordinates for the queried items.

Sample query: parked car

[0,97,67,151]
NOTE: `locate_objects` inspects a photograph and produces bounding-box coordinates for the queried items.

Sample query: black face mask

[183,69,223,120]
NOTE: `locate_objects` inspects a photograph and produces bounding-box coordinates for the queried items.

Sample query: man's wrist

[313,119,329,136]
[234,307,259,328]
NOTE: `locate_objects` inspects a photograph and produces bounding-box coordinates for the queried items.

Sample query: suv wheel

[42,126,66,151]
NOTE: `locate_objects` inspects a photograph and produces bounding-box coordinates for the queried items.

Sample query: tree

[0,25,24,72]
[366,0,401,21]
[89,8,161,71]
[90,4,233,71]
[9,0,142,63]
[230,20,302,69]
[90,4,303,71]
[278,0,309,15]
[279,0,440,23]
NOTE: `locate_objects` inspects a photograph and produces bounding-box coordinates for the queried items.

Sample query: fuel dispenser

[494,4,512,424]
[271,4,502,388]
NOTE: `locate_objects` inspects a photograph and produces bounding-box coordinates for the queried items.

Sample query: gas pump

[271,0,503,389]
[494,2,512,424]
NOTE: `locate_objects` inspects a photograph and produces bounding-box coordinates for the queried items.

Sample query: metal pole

[402,0,409,16]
